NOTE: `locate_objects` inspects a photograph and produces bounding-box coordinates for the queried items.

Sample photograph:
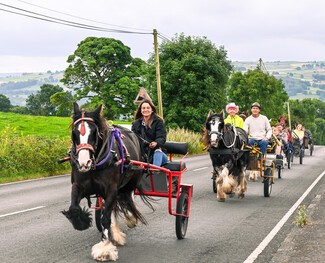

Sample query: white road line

[244,170,325,263]
[192,167,209,172]
[0,206,46,218]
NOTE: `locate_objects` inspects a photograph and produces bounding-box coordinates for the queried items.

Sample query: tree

[50,91,73,117]
[0,94,11,112]
[147,34,233,132]
[289,98,325,145]
[61,37,148,119]
[26,84,63,115]
[228,68,289,118]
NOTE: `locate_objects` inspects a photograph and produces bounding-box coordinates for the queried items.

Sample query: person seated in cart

[224,102,244,129]
[131,99,168,167]
[274,122,288,158]
[244,102,272,157]
[292,123,304,145]
[302,126,313,146]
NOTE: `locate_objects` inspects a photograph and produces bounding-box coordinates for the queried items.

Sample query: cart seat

[163,161,186,171]
[163,141,188,171]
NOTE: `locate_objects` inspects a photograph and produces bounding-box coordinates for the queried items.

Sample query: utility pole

[153,29,163,117]
[286,101,291,130]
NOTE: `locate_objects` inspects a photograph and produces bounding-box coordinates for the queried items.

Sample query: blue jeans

[249,139,268,156]
[153,149,168,166]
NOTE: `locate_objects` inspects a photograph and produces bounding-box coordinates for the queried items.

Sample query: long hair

[134,99,163,128]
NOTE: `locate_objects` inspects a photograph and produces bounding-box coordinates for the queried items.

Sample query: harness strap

[76,143,95,154]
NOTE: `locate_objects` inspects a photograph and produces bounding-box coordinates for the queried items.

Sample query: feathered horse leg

[61,183,92,231]
[91,190,119,262]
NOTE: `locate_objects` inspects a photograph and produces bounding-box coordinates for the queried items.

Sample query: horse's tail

[117,165,155,225]
[116,188,155,226]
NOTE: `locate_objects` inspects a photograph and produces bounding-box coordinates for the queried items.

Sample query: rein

[221,126,237,148]
[95,128,125,174]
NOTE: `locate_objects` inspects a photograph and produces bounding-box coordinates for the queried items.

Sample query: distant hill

[0,71,64,106]
[1,62,325,106]
[232,61,325,101]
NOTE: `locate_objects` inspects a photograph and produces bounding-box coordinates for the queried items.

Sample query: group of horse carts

[58,104,313,261]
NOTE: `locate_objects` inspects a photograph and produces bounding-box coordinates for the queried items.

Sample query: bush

[0,126,70,183]
[0,126,205,183]
[167,127,204,154]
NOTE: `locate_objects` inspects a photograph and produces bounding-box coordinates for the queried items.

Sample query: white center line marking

[0,206,46,218]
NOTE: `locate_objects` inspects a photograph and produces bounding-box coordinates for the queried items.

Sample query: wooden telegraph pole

[153,29,163,117]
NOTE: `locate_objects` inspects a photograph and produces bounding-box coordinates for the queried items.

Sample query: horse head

[71,102,103,172]
[204,110,225,148]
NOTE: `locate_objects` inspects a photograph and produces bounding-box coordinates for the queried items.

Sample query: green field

[0,112,131,138]
[0,112,71,138]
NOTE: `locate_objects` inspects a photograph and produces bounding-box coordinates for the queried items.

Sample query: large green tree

[228,68,289,118]
[26,84,63,116]
[61,37,148,119]
[289,98,325,145]
[147,34,233,132]
[0,94,11,112]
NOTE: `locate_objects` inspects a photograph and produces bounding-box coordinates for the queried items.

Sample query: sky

[0,0,325,73]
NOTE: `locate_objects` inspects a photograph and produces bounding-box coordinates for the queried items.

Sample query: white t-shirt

[244,114,272,140]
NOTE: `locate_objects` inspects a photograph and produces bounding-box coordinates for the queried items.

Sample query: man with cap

[244,102,272,156]
[224,102,244,128]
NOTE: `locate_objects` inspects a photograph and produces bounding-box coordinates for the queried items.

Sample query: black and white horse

[62,102,152,261]
[203,110,249,202]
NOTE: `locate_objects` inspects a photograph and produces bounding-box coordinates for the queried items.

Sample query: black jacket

[131,117,167,159]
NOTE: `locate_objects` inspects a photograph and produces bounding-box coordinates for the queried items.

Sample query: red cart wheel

[175,191,189,239]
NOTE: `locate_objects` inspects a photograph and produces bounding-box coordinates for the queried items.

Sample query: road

[0,146,324,263]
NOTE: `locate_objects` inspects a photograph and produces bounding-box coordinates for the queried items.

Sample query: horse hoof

[238,193,245,199]
[229,193,235,198]
[217,198,226,202]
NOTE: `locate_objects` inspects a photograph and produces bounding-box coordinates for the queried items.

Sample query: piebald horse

[203,110,249,202]
[62,103,152,261]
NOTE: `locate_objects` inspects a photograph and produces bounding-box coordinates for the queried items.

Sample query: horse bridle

[208,116,237,148]
[72,111,100,156]
[208,117,223,144]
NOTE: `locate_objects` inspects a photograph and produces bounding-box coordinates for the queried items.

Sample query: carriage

[93,141,193,240]
[291,133,305,165]
[303,132,314,156]
[245,141,277,197]
[59,103,193,261]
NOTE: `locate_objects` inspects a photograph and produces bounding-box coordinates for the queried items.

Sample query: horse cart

[59,103,194,261]
[93,141,193,240]
[246,139,278,197]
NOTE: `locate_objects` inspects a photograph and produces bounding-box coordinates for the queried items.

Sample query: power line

[0,2,152,35]
[16,0,152,32]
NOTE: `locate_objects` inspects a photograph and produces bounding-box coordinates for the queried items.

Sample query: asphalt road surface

[1,146,324,263]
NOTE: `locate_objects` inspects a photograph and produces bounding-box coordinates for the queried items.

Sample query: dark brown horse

[203,110,249,201]
[62,102,152,261]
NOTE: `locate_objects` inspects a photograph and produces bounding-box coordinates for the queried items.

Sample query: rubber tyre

[287,152,292,169]
[264,167,272,197]
[95,197,103,232]
[299,149,303,164]
[277,166,282,179]
[212,175,217,193]
[175,191,189,239]
[310,144,314,156]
